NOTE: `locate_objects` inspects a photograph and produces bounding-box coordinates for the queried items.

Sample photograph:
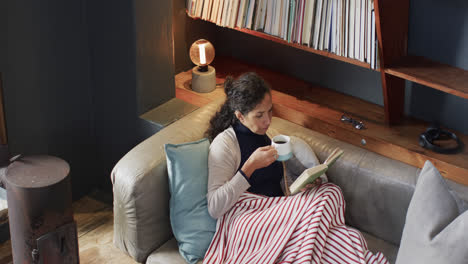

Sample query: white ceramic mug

[271,135,292,161]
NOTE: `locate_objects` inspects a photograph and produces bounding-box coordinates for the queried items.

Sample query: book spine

[324,0,332,51]
[231,0,240,28]
[255,0,266,30]
[301,0,310,45]
[331,0,337,52]
[348,0,354,58]
[312,0,323,49]
[273,0,281,36]
[344,0,348,57]
[215,0,222,24]
[201,0,208,19]
[246,0,255,28]
[197,0,204,17]
[370,3,375,69]
[359,0,365,61]
[210,0,217,21]
[236,0,245,27]
[354,0,360,59]
[211,0,218,21]
[244,0,251,27]
[208,0,214,20]
[338,0,344,55]
[292,0,300,42]
[297,0,306,43]
[225,0,232,27]
[318,0,327,50]
[244,0,252,27]
[287,0,295,42]
[284,0,290,39]
[274,0,282,37]
[292,0,301,42]
[366,0,371,63]
[280,0,285,37]
[220,0,228,26]
[282,0,289,39]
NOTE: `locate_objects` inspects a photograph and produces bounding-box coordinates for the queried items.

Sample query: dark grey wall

[174,0,468,134]
[135,0,175,114]
[0,0,5,73]
[173,0,192,74]
[4,0,96,199]
[405,0,468,133]
[2,0,171,198]
[87,0,161,191]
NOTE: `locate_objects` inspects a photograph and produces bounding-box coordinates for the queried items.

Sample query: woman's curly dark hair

[205,72,271,141]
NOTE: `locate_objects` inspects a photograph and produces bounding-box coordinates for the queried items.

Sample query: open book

[288,148,344,195]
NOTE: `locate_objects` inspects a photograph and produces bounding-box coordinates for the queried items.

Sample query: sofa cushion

[146,238,203,264]
[165,138,216,264]
[395,161,468,264]
[362,232,398,264]
[267,117,419,245]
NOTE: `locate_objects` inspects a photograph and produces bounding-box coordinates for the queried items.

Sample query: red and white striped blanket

[203,183,389,264]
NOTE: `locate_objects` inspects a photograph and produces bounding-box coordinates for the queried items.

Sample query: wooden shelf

[188,15,375,71]
[236,27,374,70]
[175,56,468,186]
[385,56,468,99]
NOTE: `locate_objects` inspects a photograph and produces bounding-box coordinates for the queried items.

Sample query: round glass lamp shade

[189,39,215,66]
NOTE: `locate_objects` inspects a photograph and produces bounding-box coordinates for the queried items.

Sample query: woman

[206,72,324,219]
[203,72,388,264]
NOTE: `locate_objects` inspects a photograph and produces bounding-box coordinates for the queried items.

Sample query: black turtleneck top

[233,121,284,197]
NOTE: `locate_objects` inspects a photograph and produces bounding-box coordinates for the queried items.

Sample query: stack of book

[187,0,379,69]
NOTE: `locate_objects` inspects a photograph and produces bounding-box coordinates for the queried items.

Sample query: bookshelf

[385,56,468,99]
[181,0,468,182]
[186,0,468,125]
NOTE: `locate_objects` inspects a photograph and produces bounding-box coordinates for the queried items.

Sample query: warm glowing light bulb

[190,39,216,93]
[189,39,215,67]
[199,44,206,65]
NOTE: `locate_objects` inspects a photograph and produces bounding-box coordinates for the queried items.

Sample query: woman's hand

[241,146,278,178]
[300,178,322,192]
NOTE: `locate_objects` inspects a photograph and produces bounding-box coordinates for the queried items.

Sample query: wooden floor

[0,191,138,264]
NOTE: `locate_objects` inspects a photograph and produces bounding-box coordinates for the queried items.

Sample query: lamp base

[191,65,216,93]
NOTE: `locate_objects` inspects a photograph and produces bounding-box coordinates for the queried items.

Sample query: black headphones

[419,125,463,154]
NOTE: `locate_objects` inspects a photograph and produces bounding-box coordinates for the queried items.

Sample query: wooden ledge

[175,57,468,186]
[385,56,468,99]
[140,98,199,129]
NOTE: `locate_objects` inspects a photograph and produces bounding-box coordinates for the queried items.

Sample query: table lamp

[189,39,216,93]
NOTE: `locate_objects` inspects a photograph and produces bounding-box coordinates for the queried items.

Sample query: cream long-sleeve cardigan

[206,127,327,219]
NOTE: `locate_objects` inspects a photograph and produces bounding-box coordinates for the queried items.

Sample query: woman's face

[236,93,273,135]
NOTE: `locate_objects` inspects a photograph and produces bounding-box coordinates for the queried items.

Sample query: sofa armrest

[112,100,221,262]
[112,143,171,263]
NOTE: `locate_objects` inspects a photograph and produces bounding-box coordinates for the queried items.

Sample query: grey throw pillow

[395,161,468,264]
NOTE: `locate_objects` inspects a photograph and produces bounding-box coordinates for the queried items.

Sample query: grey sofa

[112,99,468,264]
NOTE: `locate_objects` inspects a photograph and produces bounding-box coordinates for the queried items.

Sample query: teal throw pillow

[165,138,216,264]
